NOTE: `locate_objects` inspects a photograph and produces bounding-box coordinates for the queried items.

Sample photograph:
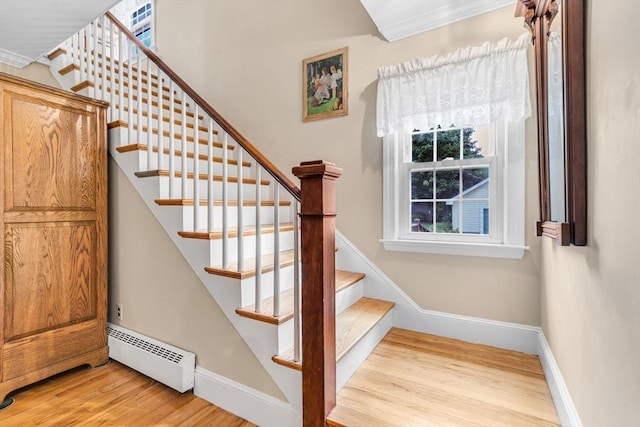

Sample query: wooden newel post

[292,160,343,427]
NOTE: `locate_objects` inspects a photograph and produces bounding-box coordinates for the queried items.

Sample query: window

[377,33,531,259]
[129,2,154,55]
[383,120,525,259]
[110,0,156,56]
[407,125,493,237]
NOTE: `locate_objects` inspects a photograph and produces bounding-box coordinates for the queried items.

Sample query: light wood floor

[0,361,254,426]
[1,330,561,426]
[328,328,560,427]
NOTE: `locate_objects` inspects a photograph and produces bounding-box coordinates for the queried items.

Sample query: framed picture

[302,47,348,122]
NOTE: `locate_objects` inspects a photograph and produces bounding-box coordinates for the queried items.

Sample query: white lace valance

[376,32,532,137]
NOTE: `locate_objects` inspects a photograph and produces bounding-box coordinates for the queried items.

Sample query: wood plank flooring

[0,360,253,426]
[0,330,561,426]
[328,328,560,427]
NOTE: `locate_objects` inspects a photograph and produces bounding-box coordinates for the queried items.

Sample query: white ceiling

[360,0,516,42]
[0,0,516,68]
[0,0,120,68]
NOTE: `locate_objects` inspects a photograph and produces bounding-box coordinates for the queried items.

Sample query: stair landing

[327,328,560,427]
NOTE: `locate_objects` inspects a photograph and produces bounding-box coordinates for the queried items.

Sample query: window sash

[400,155,500,243]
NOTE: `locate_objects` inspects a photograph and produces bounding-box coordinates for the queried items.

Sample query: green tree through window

[411,126,489,233]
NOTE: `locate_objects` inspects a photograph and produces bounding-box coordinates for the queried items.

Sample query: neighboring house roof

[446,178,489,204]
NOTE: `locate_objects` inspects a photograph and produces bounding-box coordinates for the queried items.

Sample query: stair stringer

[108,132,303,423]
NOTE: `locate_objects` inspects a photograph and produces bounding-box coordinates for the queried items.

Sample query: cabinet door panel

[5,95,97,211]
[4,222,97,341]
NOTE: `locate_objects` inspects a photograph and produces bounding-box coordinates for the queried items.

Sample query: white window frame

[382,120,527,259]
[129,1,156,53]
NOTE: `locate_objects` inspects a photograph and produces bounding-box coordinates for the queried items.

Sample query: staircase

[46,13,395,426]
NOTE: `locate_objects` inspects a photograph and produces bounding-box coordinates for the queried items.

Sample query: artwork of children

[303,47,348,121]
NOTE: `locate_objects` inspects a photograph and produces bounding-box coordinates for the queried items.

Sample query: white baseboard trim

[194,367,300,427]
[336,230,540,354]
[336,230,582,425]
[538,332,583,427]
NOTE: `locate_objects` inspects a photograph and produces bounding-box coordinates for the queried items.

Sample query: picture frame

[302,47,348,122]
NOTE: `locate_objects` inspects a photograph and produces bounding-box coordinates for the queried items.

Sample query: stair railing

[54,13,340,424]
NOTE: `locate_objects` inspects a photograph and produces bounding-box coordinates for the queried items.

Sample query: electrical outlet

[116,303,123,320]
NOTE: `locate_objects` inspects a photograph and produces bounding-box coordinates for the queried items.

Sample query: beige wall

[540,1,640,425]
[108,159,284,398]
[155,0,541,325]
[0,62,60,87]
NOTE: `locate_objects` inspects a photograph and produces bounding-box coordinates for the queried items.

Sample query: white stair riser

[157,176,270,201]
[180,204,293,230]
[206,229,296,267]
[135,151,249,178]
[110,126,237,160]
[177,228,296,268]
[238,265,295,308]
[336,280,364,315]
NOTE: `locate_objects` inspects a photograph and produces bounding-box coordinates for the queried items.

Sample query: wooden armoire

[0,73,108,403]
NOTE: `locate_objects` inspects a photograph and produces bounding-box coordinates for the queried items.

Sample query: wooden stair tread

[205,248,295,280]
[155,198,291,207]
[116,143,241,162]
[71,79,182,106]
[112,107,212,134]
[272,297,395,370]
[133,169,268,185]
[126,123,220,147]
[235,270,366,325]
[182,222,295,241]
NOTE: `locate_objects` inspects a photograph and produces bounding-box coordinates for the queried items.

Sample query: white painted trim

[337,230,538,354]
[381,238,527,259]
[194,366,300,427]
[381,120,526,259]
[538,333,583,427]
[0,48,33,68]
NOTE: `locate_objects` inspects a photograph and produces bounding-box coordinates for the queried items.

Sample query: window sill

[380,238,528,259]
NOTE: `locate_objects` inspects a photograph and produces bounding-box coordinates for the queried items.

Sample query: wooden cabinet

[0,73,108,402]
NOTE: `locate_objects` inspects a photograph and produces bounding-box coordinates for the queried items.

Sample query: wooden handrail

[105,12,301,201]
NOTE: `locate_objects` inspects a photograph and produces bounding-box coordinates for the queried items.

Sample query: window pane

[411,202,433,233]
[461,200,490,234]
[463,127,486,159]
[412,132,433,163]
[435,201,456,233]
[462,167,489,192]
[435,169,459,199]
[411,170,433,199]
[437,128,461,161]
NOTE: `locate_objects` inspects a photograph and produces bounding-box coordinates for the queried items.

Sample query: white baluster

[181,92,188,199]
[91,21,98,98]
[222,133,229,269]
[293,201,301,362]
[118,29,125,124]
[157,72,165,170]
[127,39,134,143]
[207,118,215,233]
[146,58,153,171]
[193,105,201,231]
[79,27,86,83]
[273,184,280,317]
[136,54,143,144]
[168,81,176,198]
[101,16,108,106]
[237,148,244,272]
[254,166,262,312]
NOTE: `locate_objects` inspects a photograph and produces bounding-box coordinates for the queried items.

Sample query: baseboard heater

[107,323,195,392]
